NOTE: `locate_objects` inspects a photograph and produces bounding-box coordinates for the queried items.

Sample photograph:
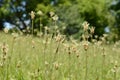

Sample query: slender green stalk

[18,37,22,60]
[43,37,47,63]
[40,17,42,32]
[113,63,117,80]
[85,50,88,80]
[6,37,15,79]
[114,71,116,80]
[67,46,71,79]
[43,36,48,80]
[11,38,15,56]
[102,55,105,79]
[101,47,105,80]
[50,40,60,79]
[32,20,34,36]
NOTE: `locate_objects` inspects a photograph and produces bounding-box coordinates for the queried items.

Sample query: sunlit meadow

[0,11,120,80]
[0,29,120,80]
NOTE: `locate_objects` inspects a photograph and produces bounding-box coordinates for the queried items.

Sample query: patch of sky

[105,26,110,33]
[4,22,15,29]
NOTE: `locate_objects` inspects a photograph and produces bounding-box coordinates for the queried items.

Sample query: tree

[109,0,120,40]
[77,0,112,36]
[0,0,52,30]
[54,0,112,38]
[0,0,11,30]
[0,0,116,41]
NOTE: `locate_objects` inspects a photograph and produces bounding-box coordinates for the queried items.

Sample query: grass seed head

[16,61,21,68]
[32,40,35,48]
[101,47,106,56]
[95,35,98,39]
[68,46,71,55]
[114,61,118,68]
[103,34,108,38]
[71,45,77,53]
[2,55,7,61]
[44,26,50,31]
[90,26,95,34]
[3,28,9,33]
[45,61,49,66]
[52,15,59,21]
[111,61,119,73]
[92,39,97,43]
[82,21,89,31]
[30,11,35,20]
[76,53,79,58]
[54,62,59,70]
[12,33,19,40]
[49,11,55,17]
[83,41,89,51]
[1,42,8,55]
[0,62,4,68]
[37,10,43,16]
[55,34,63,42]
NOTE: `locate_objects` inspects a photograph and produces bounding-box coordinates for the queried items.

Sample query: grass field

[0,31,120,80]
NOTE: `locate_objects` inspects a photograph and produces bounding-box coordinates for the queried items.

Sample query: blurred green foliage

[0,0,120,41]
[109,0,120,40]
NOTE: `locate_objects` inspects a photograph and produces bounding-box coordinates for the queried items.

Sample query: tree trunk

[0,20,3,30]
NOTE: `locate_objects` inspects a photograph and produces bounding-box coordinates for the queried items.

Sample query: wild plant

[30,11,35,36]
[111,61,118,80]
[49,33,65,79]
[49,11,59,37]
[0,42,9,79]
[37,10,43,33]
[82,21,90,80]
